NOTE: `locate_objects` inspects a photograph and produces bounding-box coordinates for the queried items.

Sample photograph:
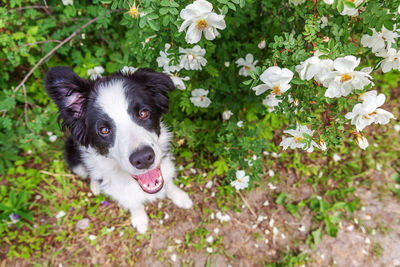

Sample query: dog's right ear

[45,67,92,122]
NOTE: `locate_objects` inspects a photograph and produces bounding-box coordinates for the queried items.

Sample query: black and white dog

[45,67,192,233]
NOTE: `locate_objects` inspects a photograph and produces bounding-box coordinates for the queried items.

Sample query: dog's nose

[129,146,155,169]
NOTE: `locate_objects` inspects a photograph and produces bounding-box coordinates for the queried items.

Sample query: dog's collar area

[131,165,164,194]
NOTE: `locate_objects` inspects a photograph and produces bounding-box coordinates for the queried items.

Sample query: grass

[1,93,400,266]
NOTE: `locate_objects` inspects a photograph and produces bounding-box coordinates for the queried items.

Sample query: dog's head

[45,67,175,193]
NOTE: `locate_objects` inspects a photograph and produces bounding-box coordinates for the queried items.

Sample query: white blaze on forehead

[95,80,131,124]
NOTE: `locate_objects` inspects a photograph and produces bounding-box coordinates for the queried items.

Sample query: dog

[45,67,192,233]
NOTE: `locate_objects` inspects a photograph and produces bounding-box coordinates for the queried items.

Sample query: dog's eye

[139,109,150,120]
[99,127,111,136]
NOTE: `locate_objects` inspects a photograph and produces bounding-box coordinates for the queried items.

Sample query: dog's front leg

[130,205,149,234]
[165,180,193,209]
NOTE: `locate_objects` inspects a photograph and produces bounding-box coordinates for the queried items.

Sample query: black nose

[129,146,155,169]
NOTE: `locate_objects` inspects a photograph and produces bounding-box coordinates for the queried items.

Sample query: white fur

[77,81,192,233]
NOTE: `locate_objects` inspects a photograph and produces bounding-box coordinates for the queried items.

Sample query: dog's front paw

[90,180,101,196]
[170,189,193,209]
[131,213,149,234]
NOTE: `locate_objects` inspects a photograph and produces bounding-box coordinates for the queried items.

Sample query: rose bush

[1,0,399,188]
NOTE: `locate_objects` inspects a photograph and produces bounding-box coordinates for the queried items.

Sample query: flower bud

[323,0,333,4]
[222,110,233,120]
[293,99,299,106]
[258,39,266,49]
[224,61,230,67]
[356,134,369,150]
[319,139,327,151]
[322,36,330,42]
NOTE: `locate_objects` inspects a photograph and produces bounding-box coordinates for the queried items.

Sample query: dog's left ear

[133,68,175,114]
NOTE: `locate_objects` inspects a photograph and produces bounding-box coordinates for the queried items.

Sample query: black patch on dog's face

[85,103,116,155]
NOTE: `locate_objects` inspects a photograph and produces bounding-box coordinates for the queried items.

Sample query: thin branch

[40,170,76,177]
[8,5,49,12]
[22,84,29,126]
[237,190,258,219]
[23,40,62,46]
[13,17,98,93]
[13,9,122,94]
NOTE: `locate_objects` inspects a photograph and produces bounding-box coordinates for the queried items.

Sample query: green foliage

[1,0,400,263]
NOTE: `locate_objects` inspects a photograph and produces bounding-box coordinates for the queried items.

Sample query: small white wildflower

[272,226,279,235]
[171,254,177,262]
[206,247,213,253]
[56,211,66,219]
[263,200,269,206]
[268,170,275,177]
[205,181,213,189]
[179,45,207,70]
[236,53,258,77]
[87,66,104,80]
[214,228,220,234]
[365,237,371,244]
[49,135,57,142]
[88,235,97,241]
[298,225,306,232]
[269,218,275,227]
[210,213,215,220]
[107,226,115,232]
[333,154,341,162]
[253,66,294,96]
[362,249,368,255]
[159,220,164,225]
[268,183,277,190]
[190,89,211,108]
[164,213,170,220]
[346,224,354,231]
[206,236,214,243]
[237,120,243,128]
[224,61,230,67]
[280,125,319,153]
[231,170,250,190]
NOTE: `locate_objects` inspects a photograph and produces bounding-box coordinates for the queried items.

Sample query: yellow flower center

[200,96,204,101]
[244,65,251,70]
[128,5,140,19]
[272,85,282,96]
[394,57,398,61]
[340,73,352,83]
[237,178,242,183]
[382,36,387,41]
[368,110,377,116]
[196,19,208,30]
[294,137,303,143]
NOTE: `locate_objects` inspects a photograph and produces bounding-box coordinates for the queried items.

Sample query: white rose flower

[120,66,136,75]
[356,134,369,150]
[322,56,373,98]
[179,45,207,70]
[289,0,306,6]
[340,0,363,16]
[230,170,250,190]
[222,110,233,120]
[252,66,294,96]
[361,26,399,53]
[190,89,211,108]
[156,50,171,71]
[319,16,328,29]
[375,48,400,73]
[87,66,104,80]
[345,90,395,132]
[178,0,226,44]
[62,0,73,5]
[235,53,258,77]
[170,74,190,90]
[323,0,333,4]
[295,51,334,83]
[262,94,282,112]
[279,125,319,153]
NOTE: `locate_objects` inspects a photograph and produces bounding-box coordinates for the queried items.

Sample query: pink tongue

[134,166,163,193]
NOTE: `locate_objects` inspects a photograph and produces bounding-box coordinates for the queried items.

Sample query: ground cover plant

[1,0,400,265]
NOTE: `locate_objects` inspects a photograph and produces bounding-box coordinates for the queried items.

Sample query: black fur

[45,67,175,165]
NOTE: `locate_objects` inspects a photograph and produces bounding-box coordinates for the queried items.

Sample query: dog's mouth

[131,166,164,194]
